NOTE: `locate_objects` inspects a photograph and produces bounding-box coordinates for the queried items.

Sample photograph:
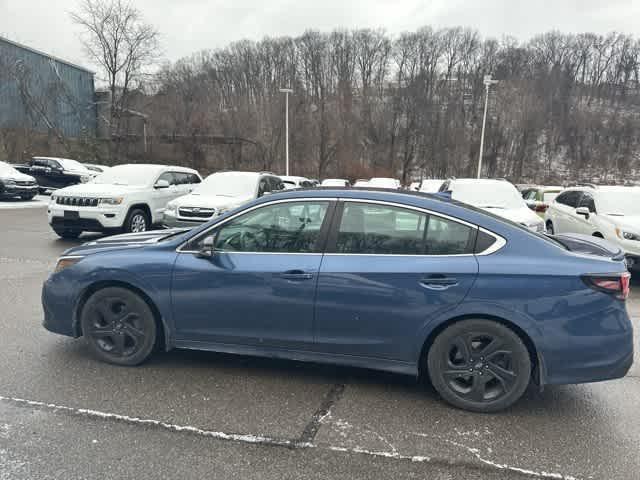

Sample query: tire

[53,228,81,239]
[80,287,158,366]
[124,208,149,233]
[427,319,531,413]
[545,221,554,235]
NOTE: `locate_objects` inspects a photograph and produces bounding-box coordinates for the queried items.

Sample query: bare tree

[71,0,160,146]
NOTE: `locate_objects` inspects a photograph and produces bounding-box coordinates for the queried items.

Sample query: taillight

[583,272,631,300]
[535,203,549,212]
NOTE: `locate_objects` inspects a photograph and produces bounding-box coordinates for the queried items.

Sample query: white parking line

[0,195,49,210]
[0,394,582,480]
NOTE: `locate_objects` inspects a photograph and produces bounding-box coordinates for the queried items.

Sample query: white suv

[48,164,202,238]
[545,186,640,268]
[439,178,545,232]
[163,171,284,227]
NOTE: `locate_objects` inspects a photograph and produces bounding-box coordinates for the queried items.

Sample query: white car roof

[33,156,90,172]
[112,164,199,175]
[450,178,510,187]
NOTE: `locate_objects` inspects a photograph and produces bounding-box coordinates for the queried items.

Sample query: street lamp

[477,75,499,179]
[279,88,293,176]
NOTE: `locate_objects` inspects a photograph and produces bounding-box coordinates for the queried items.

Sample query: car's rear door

[313,200,479,362]
[172,199,335,350]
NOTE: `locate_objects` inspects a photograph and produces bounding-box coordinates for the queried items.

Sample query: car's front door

[313,201,479,362]
[574,191,597,234]
[172,199,334,350]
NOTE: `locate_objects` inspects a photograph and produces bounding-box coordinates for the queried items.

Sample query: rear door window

[333,202,474,255]
[555,191,582,208]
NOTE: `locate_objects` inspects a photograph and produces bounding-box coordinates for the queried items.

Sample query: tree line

[147,28,640,183]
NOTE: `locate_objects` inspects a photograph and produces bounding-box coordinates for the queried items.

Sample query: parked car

[439,178,545,232]
[43,188,633,413]
[521,186,563,216]
[545,185,640,269]
[353,179,370,187]
[408,181,420,191]
[321,178,350,187]
[368,177,401,189]
[419,179,444,193]
[48,164,202,238]
[0,161,39,200]
[280,175,314,189]
[163,171,284,228]
[14,157,92,193]
[83,164,111,176]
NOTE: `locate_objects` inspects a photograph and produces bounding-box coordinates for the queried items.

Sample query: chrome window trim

[176,196,507,256]
[177,197,338,253]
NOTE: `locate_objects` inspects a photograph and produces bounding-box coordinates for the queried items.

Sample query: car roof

[449,178,510,186]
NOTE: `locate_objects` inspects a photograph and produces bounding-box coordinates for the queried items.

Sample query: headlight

[616,228,640,241]
[54,256,83,273]
[4,179,16,186]
[98,197,124,205]
[165,203,178,215]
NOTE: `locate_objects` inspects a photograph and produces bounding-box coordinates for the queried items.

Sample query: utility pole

[279,88,293,176]
[477,75,498,179]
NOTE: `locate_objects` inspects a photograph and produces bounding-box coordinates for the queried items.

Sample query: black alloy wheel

[427,319,531,412]
[81,287,157,366]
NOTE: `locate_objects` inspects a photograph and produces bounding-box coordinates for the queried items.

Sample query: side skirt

[172,339,418,377]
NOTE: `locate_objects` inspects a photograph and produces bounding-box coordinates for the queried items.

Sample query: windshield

[598,189,640,216]
[452,182,526,209]
[0,162,19,177]
[93,165,156,186]
[193,173,257,197]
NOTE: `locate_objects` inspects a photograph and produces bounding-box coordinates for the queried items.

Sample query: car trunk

[553,233,625,261]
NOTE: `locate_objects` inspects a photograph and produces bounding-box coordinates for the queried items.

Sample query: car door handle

[280,270,314,280]
[419,276,459,290]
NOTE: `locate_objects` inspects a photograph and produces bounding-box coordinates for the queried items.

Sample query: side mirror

[155,179,170,189]
[575,206,590,218]
[196,236,215,258]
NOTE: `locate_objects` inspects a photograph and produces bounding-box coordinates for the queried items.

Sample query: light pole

[279,88,293,176]
[477,75,498,179]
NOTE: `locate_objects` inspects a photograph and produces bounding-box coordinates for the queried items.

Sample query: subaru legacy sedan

[42,189,634,412]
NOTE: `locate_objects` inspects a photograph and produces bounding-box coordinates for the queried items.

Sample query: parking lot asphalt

[1,204,639,480]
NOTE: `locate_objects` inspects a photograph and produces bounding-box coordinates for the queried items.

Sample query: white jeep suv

[48,164,201,238]
[545,185,640,269]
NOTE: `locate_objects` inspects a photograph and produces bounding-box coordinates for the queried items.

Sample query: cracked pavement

[1,205,639,479]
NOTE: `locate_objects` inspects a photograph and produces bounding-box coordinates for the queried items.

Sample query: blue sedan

[42,188,634,412]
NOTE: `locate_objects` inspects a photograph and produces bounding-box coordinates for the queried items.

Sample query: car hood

[1,170,36,182]
[63,228,190,256]
[173,193,253,209]
[481,206,541,225]
[604,214,640,233]
[54,183,146,197]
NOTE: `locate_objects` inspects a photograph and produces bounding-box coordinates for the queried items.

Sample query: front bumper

[48,204,126,231]
[162,212,207,229]
[0,184,38,197]
[42,277,78,338]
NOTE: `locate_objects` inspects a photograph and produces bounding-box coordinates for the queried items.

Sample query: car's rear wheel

[80,287,157,366]
[545,221,554,234]
[124,208,149,233]
[53,228,81,239]
[427,319,531,413]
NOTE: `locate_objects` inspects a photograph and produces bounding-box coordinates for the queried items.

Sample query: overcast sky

[1,0,639,70]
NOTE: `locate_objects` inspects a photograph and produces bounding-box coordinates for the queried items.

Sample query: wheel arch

[418,313,545,388]
[592,232,604,238]
[74,280,169,351]
[127,203,152,224]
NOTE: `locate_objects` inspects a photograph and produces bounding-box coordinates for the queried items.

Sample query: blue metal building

[0,35,96,138]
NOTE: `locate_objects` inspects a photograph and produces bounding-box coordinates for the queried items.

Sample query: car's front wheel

[427,319,531,413]
[124,208,149,233]
[80,287,158,366]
